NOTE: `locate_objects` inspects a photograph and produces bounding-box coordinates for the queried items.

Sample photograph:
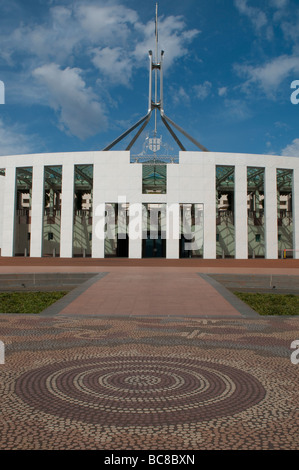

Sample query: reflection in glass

[14,167,32,256]
[216,166,235,258]
[142,164,167,194]
[73,165,93,257]
[277,169,293,258]
[247,167,265,258]
[142,203,167,258]
[105,203,129,257]
[179,204,203,258]
[42,166,62,257]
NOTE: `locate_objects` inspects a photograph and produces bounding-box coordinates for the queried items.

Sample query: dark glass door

[142,233,166,258]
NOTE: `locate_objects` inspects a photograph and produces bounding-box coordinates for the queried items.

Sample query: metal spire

[154,2,158,136]
[103,3,208,153]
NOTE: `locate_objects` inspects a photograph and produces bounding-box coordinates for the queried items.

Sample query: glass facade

[142,203,166,257]
[277,169,293,258]
[142,164,167,194]
[247,167,265,258]
[216,166,235,258]
[179,204,203,258]
[42,166,62,257]
[104,202,129,257]
[14,167,32,256]
[73,165,93,257]
[1,157,298,261]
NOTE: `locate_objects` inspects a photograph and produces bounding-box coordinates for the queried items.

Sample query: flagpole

[154,2,158,136]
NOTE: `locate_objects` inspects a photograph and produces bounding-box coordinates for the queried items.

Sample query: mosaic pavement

[0,314,298,450]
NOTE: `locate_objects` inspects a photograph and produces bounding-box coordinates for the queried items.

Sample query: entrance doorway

[142,203,166,258]
[179,203,204,258]
[180,235,193,258]
[104,202,129,258]
[142,233,166,258]
[117,235,129,257]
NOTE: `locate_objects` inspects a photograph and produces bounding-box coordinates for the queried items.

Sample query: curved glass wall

[142,164,167,194]
[142,203,166,258]
[14,167,32,256]
[179,203,203,258]
[216,166,235,258]
[73,165,93,257]
[104,202,129,257]
[247,167,265,258]
[277,169,293,258]
[42,166,62,257]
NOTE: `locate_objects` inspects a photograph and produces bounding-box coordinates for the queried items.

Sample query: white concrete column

[92,163,105,258]
[30,165,44,257]
[203,165,216,259]
[166,202,180,259]
[129,202,142,258]
[1,167,16,256]
[235,165,248,259]
[265,166,278,259]
[293,168,299,259]
[60,163,74,258]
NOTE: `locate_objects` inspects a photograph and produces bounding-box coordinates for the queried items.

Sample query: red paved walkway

[59,271,242,317]
[1,258,298,317]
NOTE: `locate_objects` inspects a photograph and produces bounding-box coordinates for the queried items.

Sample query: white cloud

[281,138,299,157]
[0,2,200,138]
[0,3,139,65]
[218,87,228,97]
[2,3,198,76]
[91,47,132,86]
[90,13,200,85]
[235,54,299,96]
[172,86,190,105]
[280,14,299,43]
[76,3,138,45]
[193,81,212,100]
[32,63,107,139]
[270,0,288,8]
[234,0,267,33]
[133,15,200,71]
[223,99,251,121]
[1,6,79,64]
[0,3,200,91]
[275,121,289,129]
[0,118,37,156]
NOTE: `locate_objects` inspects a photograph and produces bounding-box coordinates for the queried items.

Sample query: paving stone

[0,315,298,450]
[0,258,298,450]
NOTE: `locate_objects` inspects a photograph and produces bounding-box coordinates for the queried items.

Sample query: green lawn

[234,292,299,316]
[0,291,68,313]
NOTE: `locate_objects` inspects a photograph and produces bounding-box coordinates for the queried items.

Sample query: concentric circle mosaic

[15,356,266,426]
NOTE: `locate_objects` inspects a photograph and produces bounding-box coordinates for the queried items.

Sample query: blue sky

[0,0,299,157]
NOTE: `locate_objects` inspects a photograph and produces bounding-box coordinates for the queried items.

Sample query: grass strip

[234,292,299,316]
[0,291,68,313]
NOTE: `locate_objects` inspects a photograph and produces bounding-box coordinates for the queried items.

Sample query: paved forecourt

[0,258,298,450]
[0,314,298,450]
[1,257,299,318]
[41,270,258,318]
